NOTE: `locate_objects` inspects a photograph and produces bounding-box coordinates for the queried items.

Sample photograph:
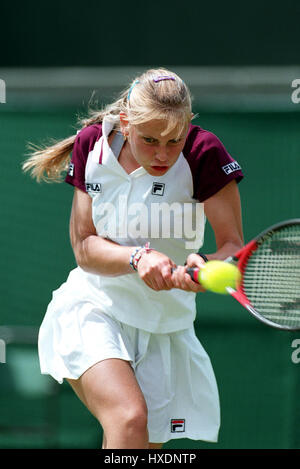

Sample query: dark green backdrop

[1,105,300,448]
[1,0,300,66]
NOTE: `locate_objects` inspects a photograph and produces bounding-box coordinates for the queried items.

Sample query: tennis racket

[187,219,300,331]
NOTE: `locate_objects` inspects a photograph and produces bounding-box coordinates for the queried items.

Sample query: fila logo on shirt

[152,182,165,196]
[222,161,241,175]
[85,182,102,193]
[171,419,185,433]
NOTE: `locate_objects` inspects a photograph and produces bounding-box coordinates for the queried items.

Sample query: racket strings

[242,225,300,328]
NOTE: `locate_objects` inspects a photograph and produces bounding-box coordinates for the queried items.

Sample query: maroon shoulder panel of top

[65,123,103,192]
[183,124,244,202]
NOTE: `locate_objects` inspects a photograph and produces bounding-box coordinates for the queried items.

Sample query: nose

[155,146,168,162]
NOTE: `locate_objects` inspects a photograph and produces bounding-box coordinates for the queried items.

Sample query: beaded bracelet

[130,242,151,271]
[129,246,142,271]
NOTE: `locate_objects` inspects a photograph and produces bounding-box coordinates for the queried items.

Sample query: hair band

[127,80,140,102]
[153,76,175,83]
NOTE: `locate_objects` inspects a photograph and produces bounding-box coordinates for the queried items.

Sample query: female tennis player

[23,68,244,449]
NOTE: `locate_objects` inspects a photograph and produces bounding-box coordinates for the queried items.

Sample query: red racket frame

[188,219,300,330]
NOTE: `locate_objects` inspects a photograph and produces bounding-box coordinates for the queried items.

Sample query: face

[123,118,188,176]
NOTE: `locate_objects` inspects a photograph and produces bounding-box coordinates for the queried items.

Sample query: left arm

[203,179,244,260]
[171,180,243,292]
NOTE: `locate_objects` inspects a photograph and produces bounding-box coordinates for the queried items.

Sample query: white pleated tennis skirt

[38,288,220,443]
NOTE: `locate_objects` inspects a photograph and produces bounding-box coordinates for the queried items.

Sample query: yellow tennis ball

[198,260,241,294]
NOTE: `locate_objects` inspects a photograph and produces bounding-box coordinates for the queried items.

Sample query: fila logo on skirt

[171,419,185,433]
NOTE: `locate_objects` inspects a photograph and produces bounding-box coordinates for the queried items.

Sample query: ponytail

[23,135,76,183]
[22,96,126,183]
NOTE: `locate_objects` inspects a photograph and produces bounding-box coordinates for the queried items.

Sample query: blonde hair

[22,68,193,182]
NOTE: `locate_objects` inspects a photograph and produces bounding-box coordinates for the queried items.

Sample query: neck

[119,141,141,174]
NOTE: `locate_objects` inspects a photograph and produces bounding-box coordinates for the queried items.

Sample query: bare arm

[70,188,135,276]
[69,188,176,285]
[203,179,244,260]
[172,180,244,292]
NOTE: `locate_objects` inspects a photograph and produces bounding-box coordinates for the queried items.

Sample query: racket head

[230,219,300,330]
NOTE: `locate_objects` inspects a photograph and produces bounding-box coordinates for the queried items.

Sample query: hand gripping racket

[187,219,300,331]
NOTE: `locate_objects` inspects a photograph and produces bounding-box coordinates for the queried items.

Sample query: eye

[143,137,157,144]
[168,138,182,145]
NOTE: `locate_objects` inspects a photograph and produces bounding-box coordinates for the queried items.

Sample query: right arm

[70,188,177,289]
[70,188,135,277]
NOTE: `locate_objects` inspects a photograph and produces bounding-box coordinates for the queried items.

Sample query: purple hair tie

[153,75,175,83]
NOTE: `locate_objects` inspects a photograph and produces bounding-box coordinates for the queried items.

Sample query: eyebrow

[142,134,183,141]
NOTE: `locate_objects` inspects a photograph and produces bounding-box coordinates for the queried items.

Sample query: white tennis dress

[38,117,244,443]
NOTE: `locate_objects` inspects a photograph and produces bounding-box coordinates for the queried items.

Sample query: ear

[119,112,129,136]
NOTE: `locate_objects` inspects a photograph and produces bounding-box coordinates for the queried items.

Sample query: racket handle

[171,267,201,284]
[186,267,201,283]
